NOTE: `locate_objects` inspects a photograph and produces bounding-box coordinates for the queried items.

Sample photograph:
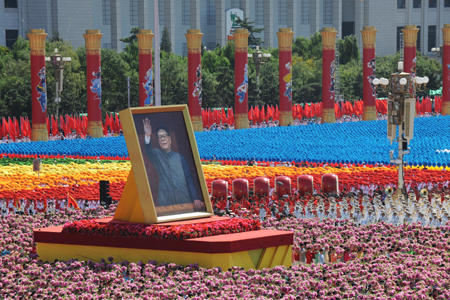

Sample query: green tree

[120,27,139,44]
[292,32,322,60]
[234,17,264,48]
[161,26,172,53]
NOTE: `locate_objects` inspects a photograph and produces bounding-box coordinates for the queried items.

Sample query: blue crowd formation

[0,116,449,166]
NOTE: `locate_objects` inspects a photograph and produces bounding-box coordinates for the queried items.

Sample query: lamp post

[248,46,271,87]
[431,46,443,58]
[45,48,71,125]
[373,61,428,190]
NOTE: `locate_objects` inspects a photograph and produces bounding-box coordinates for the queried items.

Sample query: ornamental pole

[277,28,294,126]
[27,29,48,141]
[136,30,154,107]
[186,29,203,131]
[320,27,337,124]
[402,25,419,96]
[83,30,103,138]
[361,26,378,121]
[233,29,250,129]
[442,24,450,115]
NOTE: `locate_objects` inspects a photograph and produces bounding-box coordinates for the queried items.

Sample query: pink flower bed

[62,218,261,240]
[1,207,450,298]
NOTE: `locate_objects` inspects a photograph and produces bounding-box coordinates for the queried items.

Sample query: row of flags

[0,97,442,137]
[1,113,123,140]
[202,97,442,126]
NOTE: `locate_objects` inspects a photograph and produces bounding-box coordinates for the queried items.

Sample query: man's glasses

[157,134,169,140]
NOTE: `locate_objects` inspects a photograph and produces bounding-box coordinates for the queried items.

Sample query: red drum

[322,174,339,194]
[232,178,249,200]
[275,176,291,196]
[211,179,228,199]
[297,175,314,196]
[253,177,270,196]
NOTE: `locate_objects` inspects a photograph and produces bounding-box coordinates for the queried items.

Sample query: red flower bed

[62,218,261,240]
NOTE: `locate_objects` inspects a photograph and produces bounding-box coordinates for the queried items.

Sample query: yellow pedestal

[36,243,292,271]
[87,125,104,138]
[363,106,376,121]
[235,114,249,129]
[192,121,203,132]
[31,128,48,142]
[322,108,336,124]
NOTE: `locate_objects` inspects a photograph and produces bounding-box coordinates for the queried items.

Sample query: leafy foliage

[0,31,444,122]
[234,17,264,48]
[161,26,172,54]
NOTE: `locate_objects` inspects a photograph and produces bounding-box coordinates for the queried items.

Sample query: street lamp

[247,46,271,86]
[431,46,443,58]
[45,48,71,124]
[373,61,428,190]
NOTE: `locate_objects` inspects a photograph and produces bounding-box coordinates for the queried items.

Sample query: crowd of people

[203,110,441,131]
[212,186,450,228]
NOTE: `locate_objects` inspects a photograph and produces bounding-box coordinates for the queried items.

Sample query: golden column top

[83,30,103,50]
[320,27,337,50]
[233,29,250,49]
[443,24,450,45]
[361,26,377,48]
[402,25,419,46]
[277,28,294,50]
[27,29,48,51]
[136,29,154,50]
[185,29,203,53]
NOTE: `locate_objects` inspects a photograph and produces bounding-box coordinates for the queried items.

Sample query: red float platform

[34,216,293,270]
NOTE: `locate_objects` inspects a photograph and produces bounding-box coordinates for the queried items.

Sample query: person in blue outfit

[143,118,202,209]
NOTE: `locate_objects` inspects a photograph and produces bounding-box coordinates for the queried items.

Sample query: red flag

[26,117,31,137]
[115,114,120,132]
[67,193,80,210]
[260,105,265,123]
[228,107,234,125]
[60,115,65,136]
[8,117,16,141]
[51,116,58,136]
[46,117,50,137]
[275,105,279,121]
[13,117,19,138]
[221,108,227,124]
[103,117,108,136]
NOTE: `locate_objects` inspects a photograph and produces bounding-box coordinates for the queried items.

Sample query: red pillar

[136,30,154,107]
[320,28,337,124]
[186,29,203,131]
[442,24,450,115]
[361,26,377,121]
[83,30,103,137]
[27,29,48,141]
[402,25,419,96]
[233,29,250,129]
[277,28,294,126]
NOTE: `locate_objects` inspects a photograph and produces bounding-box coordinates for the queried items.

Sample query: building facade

[1,0,450,56]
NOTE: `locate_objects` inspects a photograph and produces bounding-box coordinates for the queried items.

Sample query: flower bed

[3,208,450,298]
[62,218,261,240]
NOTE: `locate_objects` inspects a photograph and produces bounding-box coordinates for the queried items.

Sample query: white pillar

[287,0,297,35]
[215,0,226,46]
[110,0,121,52]
[191,0,201,29]
[138,0,148,29]
[263,0,274,47]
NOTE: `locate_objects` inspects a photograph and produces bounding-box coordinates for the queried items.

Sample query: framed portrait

[118,105,213,223]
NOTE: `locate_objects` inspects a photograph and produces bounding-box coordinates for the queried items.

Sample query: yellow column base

[321,108,335,124]
[235,113,249,129]
[363,106,376,121]
[31,128,48,142]
[279,112,293,126]
[192,121,203,132]
[87,125,104,138]
[442,102,450,116]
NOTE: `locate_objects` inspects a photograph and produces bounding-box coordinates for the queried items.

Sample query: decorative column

[83,30,103,138]
[442,24,450,116]
[186,29,203,131]
[361,26,377,121]
[136,29,154,107]
[402,25,419,96]
[233,29,250,129]
[27,29,48,141]
[277,28,294,126]
[320,27,337,124]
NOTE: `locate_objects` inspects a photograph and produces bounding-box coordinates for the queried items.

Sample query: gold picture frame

[114,105,213,224]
